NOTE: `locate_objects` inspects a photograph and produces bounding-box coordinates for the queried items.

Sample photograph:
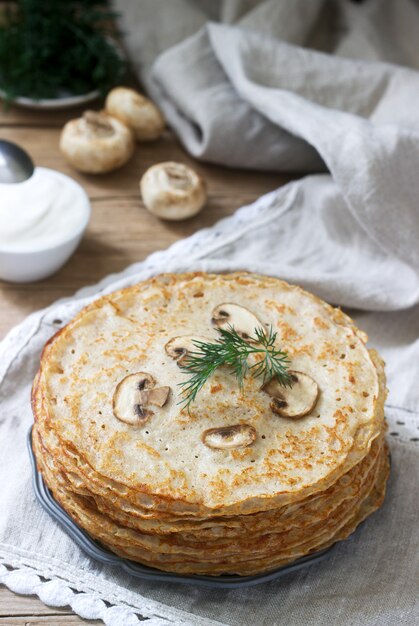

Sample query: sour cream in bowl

[0,167,90,282]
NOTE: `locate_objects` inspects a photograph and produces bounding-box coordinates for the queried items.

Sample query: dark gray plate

[27,427,334,588]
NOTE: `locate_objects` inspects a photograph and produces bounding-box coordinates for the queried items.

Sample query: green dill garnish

[0,1,126,104]
[178,326,292,409]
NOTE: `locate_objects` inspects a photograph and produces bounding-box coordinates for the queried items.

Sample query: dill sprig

[178,326,292,409]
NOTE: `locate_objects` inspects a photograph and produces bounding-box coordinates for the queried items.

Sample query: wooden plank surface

[0,100,292,623]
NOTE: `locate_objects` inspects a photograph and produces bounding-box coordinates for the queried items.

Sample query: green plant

[179,326,293,409]
[0,0,126,102]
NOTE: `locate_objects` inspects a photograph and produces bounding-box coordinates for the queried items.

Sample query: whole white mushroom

[105,87,165,141]
[140,162,207,220]
[59,110,134,174]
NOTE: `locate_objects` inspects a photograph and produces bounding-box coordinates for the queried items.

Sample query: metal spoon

[0,140,34,183]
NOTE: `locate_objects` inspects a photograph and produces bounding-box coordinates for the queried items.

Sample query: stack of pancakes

[32,272,389,576]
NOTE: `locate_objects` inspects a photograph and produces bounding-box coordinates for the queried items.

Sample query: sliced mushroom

[262,371,319,419]
[202,424,257,450]
[141,386,170,407]
[140,162,207,220]
[113,372,170,426]
[211,303,265,342]
[165,335,208,366]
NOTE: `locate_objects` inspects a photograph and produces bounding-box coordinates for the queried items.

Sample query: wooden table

[0,102,290,624]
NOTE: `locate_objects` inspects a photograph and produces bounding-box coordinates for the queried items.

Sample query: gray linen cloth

[1,1,419,624]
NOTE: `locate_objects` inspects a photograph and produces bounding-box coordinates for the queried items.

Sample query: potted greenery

[0,0,126,108]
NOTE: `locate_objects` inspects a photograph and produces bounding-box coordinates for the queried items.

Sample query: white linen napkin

[1,1,418,624]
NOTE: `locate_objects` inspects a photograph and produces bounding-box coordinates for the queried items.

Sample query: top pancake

[36,272,386,513]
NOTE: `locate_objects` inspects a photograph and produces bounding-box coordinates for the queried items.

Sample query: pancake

[33,421,384,532]
[32,272,389,575]
[33,418,384,536]
[113,453,390,576]
[32,426,389,573]
[34,273,386,511]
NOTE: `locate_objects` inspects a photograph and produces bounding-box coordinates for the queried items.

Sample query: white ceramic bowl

[0,88,100,110]
[0,169,91,283]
